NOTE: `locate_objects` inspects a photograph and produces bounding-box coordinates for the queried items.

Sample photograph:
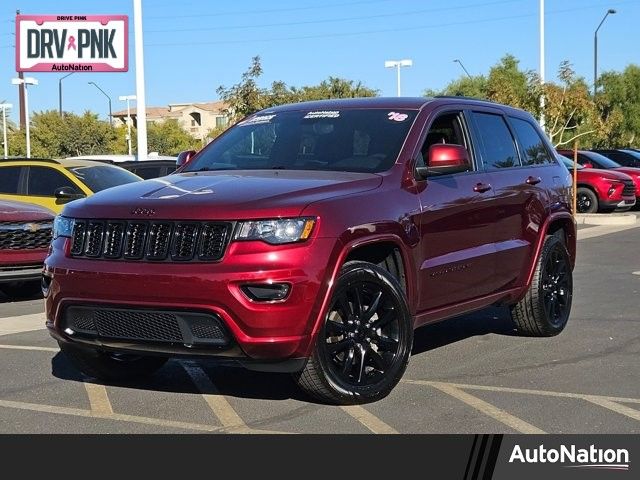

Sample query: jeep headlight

[234,218,316,245]
[53,215,75,239]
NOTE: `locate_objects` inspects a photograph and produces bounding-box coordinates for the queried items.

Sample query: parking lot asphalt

[1,220,639,434]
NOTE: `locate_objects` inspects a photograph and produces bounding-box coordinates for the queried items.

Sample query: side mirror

[583,162,594,169]
[55,186,85,202]
[417,144,471,178]
[176,150,197,168]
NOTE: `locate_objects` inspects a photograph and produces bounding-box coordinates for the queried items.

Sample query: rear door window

[509,117,553,165]
[27,167,79,196]
[472,112,520,170]
[0,166,22,194]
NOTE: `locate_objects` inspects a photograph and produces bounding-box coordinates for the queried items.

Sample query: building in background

[111,101,229,141]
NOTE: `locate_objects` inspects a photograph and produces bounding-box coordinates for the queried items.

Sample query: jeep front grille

[70,220,232,262]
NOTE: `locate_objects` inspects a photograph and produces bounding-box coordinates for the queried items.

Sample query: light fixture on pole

[384,59,413,97]
[0,103,12,159]
[453,59,472,79]
[11,77,38,158]
[88,82,113,127]
[119,95,137,156]
[594,9,617,97]
[58,72,74,117]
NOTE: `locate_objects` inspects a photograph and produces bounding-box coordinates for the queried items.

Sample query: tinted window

[473,113,519,170]
[579,152,621,169]
[184,109,417,174]
[131,166,163,179]
[598,151,635,166]
[559,156,584,170]
[0,166,22,194]
[66,165,140,192]
[417,111,471,172]
[510,117,553,165]
[27,167,77,196]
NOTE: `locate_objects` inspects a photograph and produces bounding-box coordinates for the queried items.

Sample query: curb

[575,213,637,226]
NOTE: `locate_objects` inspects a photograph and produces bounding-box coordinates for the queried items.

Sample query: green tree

[147,120,201,155]
[599,65,640,146]
[217,56,378,123]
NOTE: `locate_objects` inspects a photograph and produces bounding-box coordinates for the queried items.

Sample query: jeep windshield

[183,109,417,174]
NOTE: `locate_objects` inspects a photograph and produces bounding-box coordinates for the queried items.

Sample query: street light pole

[88,82,113,126]
[0,103,12,159]
[119,95,137,156]
[133,0,148,161]
[453,59,472,79]
[58,72,74,117]
[11,77,38,158]
[384,59,413,97]
[594,9,617,97]
[539,0,545,131]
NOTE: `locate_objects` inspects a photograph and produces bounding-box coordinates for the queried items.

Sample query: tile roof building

[112,101,229,140]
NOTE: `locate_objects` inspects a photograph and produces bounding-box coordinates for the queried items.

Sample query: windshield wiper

[271,165,287,170]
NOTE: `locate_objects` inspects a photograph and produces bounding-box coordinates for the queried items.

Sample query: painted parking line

[583,396,640,422]
[181,362,249,433]
[84,383,114,415]
[0,397,288,433]
[0,313,46,336]
[577,223,639,241]
[340,405,399,434]
[0,344,58,353]
[404,380,640,405]
[428,381,546,434]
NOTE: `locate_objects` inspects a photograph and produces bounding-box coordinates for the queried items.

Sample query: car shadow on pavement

[412,306,518,356]
[50,306,517,404]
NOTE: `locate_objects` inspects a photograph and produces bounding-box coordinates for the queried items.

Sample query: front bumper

[0,264,43,283]
[44,235,340,364]
[600,197,636,210]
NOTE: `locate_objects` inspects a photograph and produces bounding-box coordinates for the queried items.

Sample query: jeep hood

[62,170,383,220]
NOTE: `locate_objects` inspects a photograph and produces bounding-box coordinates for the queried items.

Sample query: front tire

[294,261,413,404]
[59,342,168,381]
[510,235,573,336]
[576,187,598,213]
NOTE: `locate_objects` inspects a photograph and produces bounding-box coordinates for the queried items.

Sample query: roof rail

[0,157,61,164]
[434,95,495,103]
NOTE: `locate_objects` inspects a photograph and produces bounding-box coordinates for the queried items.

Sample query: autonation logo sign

[509,444,630,471]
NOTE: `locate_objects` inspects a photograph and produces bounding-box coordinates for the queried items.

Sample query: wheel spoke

[362,290,383,322]
[356,344,367,383]
[326,319,347,334]
[368,348,387,372]
[375,335,398,352]
[326,338,352,355]
[371,310,394,330]
[353,287,364,317]
[342,347,355,375]
[337,295,353,319]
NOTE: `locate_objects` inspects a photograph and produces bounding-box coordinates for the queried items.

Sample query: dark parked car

[558,149,640,207]
[556,155,635,213]
[45,97,576,404]
[0,199,53,297]
[592,149,640,168]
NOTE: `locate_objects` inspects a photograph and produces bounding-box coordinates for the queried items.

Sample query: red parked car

[46,97,577,404]
[0,199,53,297]
[557,151,637,212]
[558,150,640,206]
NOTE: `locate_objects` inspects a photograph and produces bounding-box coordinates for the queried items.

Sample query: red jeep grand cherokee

[1,200,53,297]
[45,98,576,404]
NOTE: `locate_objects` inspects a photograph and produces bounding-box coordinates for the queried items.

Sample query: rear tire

[294,261,413,404]
[59,342,168,381]
[576,187,598,213]
[510,235,573,336]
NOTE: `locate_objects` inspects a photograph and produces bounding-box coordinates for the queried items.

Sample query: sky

[0,0,638,123]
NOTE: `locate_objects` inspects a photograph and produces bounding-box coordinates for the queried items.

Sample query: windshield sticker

[387,111,409,122]
[238,114,276,126]
[304,110,340,119]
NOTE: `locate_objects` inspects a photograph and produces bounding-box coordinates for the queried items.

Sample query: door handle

[526,176,542,185]
[473,183,492,193]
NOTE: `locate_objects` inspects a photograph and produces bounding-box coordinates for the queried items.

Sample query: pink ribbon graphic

[67,36,77,50]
